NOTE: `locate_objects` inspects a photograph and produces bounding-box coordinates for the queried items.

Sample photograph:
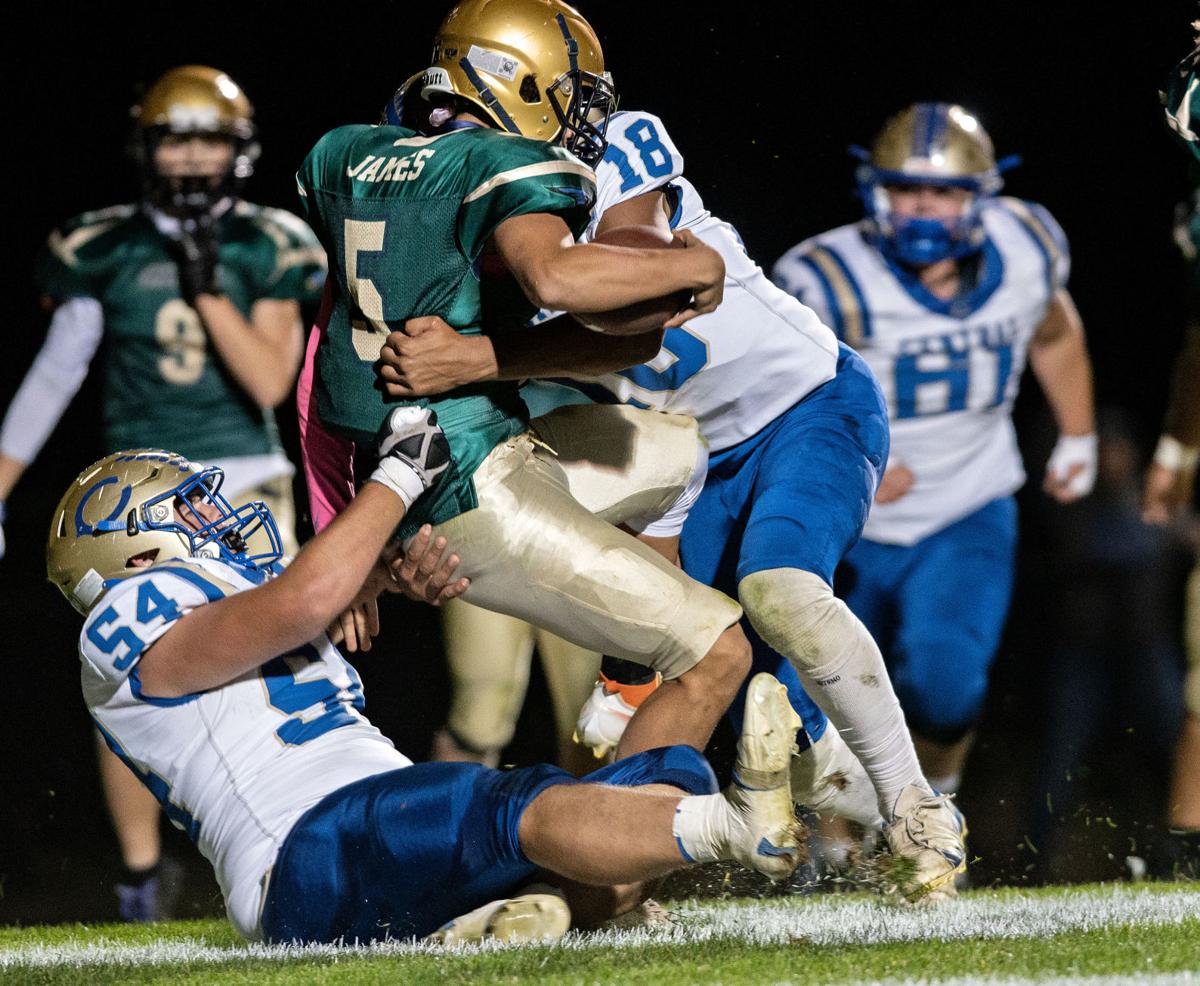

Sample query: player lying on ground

[48,413,802,944]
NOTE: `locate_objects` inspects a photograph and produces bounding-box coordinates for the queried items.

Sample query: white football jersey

[541,110,838,452]
[773,197,1070,545]
[79,556,410,940]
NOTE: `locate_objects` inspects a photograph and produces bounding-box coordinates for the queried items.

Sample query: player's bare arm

[138,408,452,696]
[594,189,673,237]
[136,482,409,698]
[193,295,304,409]
[377,315,664,398]
[1029,288,1097,502]
[376,187,678,398]
[492,212,724,330]
[1144,321,1200,522]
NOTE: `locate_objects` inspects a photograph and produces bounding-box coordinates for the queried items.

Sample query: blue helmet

[854,102,1019,267]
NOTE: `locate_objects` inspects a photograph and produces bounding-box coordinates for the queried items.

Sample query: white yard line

[853,977,1200,986]
[1,885,1198,969]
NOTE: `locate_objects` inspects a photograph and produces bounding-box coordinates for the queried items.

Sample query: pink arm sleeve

[297,282,356,533]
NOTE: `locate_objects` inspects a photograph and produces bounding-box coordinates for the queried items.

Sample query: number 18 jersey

[545,110,838,452]
[773,198,1070,545]
[80,556,408,940]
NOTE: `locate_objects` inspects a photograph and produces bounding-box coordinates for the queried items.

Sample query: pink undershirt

[296,281,356,533]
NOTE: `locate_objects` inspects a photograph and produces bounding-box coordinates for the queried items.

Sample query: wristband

[369,458,427,509]
[1153,434,1200,472]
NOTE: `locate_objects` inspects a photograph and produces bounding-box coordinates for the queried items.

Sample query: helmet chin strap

[458,57,522,134]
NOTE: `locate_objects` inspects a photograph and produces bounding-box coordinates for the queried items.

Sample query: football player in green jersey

[296,0,776,775]
[1145,28,1200,870]
[0,65,325,919]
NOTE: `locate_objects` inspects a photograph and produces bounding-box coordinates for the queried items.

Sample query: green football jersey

[296,123,596,532]
[35,201,326,461]
[1165,45,1200,162]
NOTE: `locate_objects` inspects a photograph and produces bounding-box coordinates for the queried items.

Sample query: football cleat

[573,671,662,758]
[722,673,805,882]
[883,784,968,903]
[426,893,571,947]
[790,722,884,829]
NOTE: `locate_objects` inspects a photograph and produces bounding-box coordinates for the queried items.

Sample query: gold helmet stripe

[462,159,594,204]
[803,246,867,348]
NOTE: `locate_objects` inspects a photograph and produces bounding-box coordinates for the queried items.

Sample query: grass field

[2,883,1198,985]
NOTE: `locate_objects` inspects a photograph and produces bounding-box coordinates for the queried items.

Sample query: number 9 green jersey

[35,202,326,460]
[296,123,596,532]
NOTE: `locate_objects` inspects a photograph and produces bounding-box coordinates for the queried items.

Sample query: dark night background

[1,1,1197,922]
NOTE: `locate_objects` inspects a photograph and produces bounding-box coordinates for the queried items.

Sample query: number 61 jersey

[773,199,1070,546]
[544,110,839,452]
[79,556,408,940]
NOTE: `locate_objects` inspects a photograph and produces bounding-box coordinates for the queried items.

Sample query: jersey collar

[872,232,1006,319]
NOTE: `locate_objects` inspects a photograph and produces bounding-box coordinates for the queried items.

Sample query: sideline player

[0,65,325,919]
[774,103,1096,798]
[294,0,770,771]
[369,0,967,900]
[50,427,802,943]
[1146,29,1200,869]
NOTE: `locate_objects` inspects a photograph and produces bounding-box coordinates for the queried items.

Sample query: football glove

[167,215,220,304]
[370,406,452,508]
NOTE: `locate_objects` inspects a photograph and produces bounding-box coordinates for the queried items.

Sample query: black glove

[169,215,220,304]
[370,407,452,508]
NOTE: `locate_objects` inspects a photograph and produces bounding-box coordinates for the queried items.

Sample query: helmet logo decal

[166,104,221,132]
[75,478,133,537]
[465,45,518,81]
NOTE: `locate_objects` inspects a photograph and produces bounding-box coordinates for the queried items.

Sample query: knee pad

[738,567,854,676]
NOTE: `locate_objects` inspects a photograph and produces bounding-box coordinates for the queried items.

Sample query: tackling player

[774,103,1096,802]
[49,419,802,943]
[0,66,325,920]
[369,0,967,901]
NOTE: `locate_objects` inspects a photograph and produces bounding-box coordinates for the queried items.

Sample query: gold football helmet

[421,0,615,164]
[131,65,260,215]
[854,102,1018,266]
[47,450,282,615]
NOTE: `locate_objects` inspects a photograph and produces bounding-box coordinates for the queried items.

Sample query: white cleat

[790,722,884,830]
[426,893,571,946]
[723,672,805,882]
[573,672,661,758]
[884,784,968,903]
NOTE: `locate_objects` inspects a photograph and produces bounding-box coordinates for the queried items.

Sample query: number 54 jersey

[773,199,1070,546]
[550,110,838,452]
[79,556,409,940]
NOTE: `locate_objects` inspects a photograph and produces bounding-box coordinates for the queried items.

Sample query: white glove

[1045,433,1097,500]
[370,407,452,508]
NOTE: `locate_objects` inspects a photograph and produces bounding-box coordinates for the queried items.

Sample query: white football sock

[671,794,732,864]
[740,567,929,817]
